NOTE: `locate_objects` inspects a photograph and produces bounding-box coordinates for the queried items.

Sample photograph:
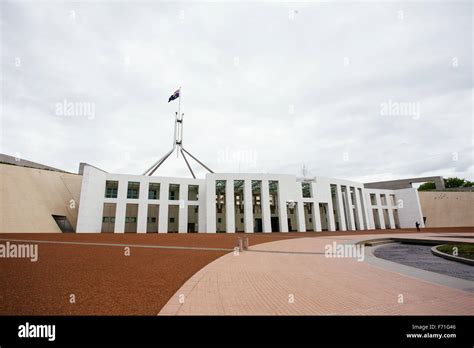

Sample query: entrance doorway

[271,217,280,232]
[319,203,329,231]
[373,209,381,229]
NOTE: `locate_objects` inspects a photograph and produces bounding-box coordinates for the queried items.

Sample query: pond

[374,243,474,281]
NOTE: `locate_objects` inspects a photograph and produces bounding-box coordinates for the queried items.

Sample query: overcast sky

[1,1,472,182]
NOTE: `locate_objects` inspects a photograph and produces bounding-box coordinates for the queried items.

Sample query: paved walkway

[159,232,474,315]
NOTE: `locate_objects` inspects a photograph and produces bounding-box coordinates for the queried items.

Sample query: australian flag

[168,88,180,103]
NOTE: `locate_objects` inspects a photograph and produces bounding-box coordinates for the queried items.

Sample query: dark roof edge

[0,153,70,173]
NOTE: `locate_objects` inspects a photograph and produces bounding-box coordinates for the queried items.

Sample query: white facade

[76,164,425,233]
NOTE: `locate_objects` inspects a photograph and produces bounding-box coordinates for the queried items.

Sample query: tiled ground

[159,232,474,315]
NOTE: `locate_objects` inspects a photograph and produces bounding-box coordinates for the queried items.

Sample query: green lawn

[437,244,474,260]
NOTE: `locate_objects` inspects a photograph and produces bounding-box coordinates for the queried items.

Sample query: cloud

[1,1,472,182]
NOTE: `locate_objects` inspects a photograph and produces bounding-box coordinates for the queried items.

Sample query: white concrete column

[296,202,306,232]
[376,195,386,230]
[206,179,217,233]
[336,185,347,231]
[359,189,370,230]
[345,188,355,231]
[225,180,235,233]
[368,209,375,229]
[261,180,272,233]
[314,202,322,232]
[387,208,396,229]
[381,209,388,229]
[243,180,253,233]
[327,200,336,231]
[198,184,206,233]
[114,179,128,233]
[179,184,188,233]
[366,192,375,230]
[158,183,169,233]
[354,189,365,230]
[311,183,322,232]
[279,193,289,233]
[137,181,148,233]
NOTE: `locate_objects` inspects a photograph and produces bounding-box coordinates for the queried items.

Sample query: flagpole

[180,87,183,148]
[143,85,213,177]
[177,87,181,158]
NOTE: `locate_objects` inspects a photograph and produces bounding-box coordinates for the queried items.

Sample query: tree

[418,177,473,191]
[418,182,436,191]
[444,177,467,188]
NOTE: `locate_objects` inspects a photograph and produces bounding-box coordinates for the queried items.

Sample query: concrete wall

[365,176,445,190]
[4,162,462,233]
[363,187,425,229]
[75,165,107,233]
[419,191,474,227]
[76,165,426,233]
[76,165,205,233]
[392,188,425,229]
[0,164,82,233]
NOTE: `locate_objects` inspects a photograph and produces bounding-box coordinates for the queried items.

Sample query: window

[148,183,160,200]
[252,180,262,215]
[370,194,377,205]
[218,218,222,223]
[147,204,159,233]
[269,180,279,214]
[216,181,226,217]
[125,217,130,223]
[350,187,356,205]
[390,194,396,205]
[101,203,116,233]
[127,182,140,199]
[169,184,180,200]
[380,194,387,206]
[188,185,199,201]
[302,182,312,198]
[105,181,118,198]
[170,217,175,223]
